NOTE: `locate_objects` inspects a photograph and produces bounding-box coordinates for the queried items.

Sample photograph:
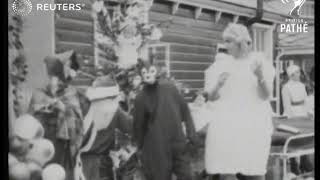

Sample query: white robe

[204,52,275,175]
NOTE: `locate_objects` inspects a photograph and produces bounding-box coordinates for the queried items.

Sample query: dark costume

[133,80,197,180]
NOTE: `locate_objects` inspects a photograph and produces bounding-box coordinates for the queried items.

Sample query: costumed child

[28,50,91,180]
[132,58,199,180]
[74,75,133,180]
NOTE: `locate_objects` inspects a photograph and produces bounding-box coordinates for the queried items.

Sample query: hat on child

[86,75,120,101]
[44,50,79,82]
[286,64,300,77]
[222,23,252,44]
[25,139,55,167]
[13,114,44,140]
[42,164,66,180]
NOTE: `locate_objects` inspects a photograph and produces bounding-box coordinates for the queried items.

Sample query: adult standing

[281,65,308,118]
[204,23,275,180]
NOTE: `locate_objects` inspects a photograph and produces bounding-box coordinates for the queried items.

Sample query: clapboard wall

[53,0,251,89]
[149,0,248,93]
[54,0,94,86]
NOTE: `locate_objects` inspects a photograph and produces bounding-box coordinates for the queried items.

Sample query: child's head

[25,139,55,167]
[13,114,44,140]
[42,164,66,180]
[137,58,160,85]
[222,23,252,58]
[286,64,301,82]
[10,115,44,155]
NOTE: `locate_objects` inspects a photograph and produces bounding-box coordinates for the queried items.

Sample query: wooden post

[8,83,15,138]
[275,48,284,115]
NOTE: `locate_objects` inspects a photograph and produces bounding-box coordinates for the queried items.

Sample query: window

[147,43,171,77]
[252,23,278,112]
[252,23,274,61]
[93,13,118,68]
[216,43,228,54]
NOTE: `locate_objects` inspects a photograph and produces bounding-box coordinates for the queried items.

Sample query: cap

[13,114,44,140]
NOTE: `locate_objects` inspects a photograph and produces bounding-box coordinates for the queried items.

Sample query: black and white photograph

[8,0,314,180]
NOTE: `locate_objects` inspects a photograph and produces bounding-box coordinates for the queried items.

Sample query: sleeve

[305,95,314,114]
[282,85,293,117]
[28,90,48,114]
[252,52,275,99]
[204,62,220,93]
[262,55,276,93]
[116,108,133,135]
[132,95,148,149]
[204,54,230,94]
[204,65,218,93]
[77,90,91,118]
[170,84,197,139]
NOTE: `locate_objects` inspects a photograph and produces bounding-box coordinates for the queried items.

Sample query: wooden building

[22,0,306,112]
[53,0,290,89]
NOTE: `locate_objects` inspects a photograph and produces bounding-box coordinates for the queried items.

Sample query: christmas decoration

[91,0,162,71]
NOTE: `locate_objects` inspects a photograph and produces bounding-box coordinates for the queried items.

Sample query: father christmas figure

[133,59,198,180]
[28,50,91,180]
[73,75,133,180]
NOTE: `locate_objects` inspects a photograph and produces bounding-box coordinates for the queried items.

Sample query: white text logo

[12,0,85,16]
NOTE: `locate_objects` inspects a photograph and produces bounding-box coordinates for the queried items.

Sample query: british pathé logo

[280,0,308,33]
[12,0,33,16]
[280,19,308,33]
[281,0,306,17]
[12,0,85,16]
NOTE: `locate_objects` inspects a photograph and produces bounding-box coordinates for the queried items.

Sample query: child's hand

[54,100,66,112]
[251,59,264,80]
[194,94,205,106]
[188,134,202,148]
[217,72,230,88]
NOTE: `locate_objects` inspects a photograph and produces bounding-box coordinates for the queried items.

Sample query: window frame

[252,23,280,113]
[251,23,275,61]
[146,43,171,77]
